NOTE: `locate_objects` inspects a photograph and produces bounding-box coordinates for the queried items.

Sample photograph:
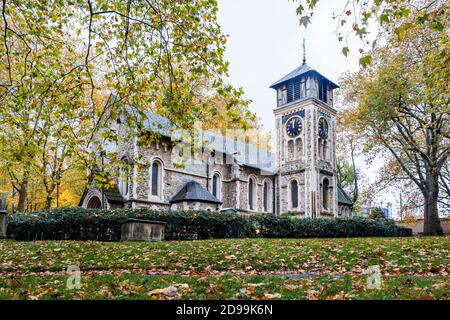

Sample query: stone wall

[397,218,450,235]
[116,137,276,212]
[170,201,218,211]
[338,204,352,217]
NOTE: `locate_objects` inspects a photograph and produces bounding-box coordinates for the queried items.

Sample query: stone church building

[80,59,353,217]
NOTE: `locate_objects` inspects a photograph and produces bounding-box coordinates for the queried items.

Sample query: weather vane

[302,38,306,65]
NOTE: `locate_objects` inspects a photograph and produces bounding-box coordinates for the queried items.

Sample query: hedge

[6,208,412,241]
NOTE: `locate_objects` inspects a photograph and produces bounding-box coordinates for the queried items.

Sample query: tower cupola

[270,63,339,108]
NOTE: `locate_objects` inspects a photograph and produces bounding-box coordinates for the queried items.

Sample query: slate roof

[337,185,353,207]
[117,97,276,174]
[104,186,125,203]
[170,181,222,204]
[270,63,339,90]
[78,184,125,207]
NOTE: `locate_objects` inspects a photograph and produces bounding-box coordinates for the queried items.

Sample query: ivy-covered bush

[7,209,255,241]
[6,208,411,241]
[252,214,409,238]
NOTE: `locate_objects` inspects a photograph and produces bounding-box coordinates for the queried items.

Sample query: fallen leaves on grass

[263,293,281,299]
[147,283,190,300]
[1,238,448,278]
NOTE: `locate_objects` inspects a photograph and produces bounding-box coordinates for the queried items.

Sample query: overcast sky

[217,0,399,215]
[217,0,361,132]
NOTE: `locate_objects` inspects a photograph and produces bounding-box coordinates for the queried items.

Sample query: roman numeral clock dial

[286,116,302,137]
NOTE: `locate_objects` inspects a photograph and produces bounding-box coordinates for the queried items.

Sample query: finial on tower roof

[302,38,306,65]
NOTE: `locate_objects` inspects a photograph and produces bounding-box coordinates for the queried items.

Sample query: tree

[0,16,91,211]
[369,208,387,221]
[1,0,253,209]
[340,21,449,235]
[293,0,448,67]
[336,109,361,205]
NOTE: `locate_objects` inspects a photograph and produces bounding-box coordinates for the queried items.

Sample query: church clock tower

[271,51,339,218]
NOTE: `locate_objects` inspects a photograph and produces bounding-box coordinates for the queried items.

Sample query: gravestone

[121,219,166,242]
[0,192,8,239]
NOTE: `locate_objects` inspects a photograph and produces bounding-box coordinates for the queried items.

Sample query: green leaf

[380,14,390,25]
[342,47,350,57]
[359,55,372,68]
[394,27,406,41]
[299,16,311,28]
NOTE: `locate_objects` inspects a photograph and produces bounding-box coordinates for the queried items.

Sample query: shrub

[252,214,404,238]
[7,209,255,241]
[369,208,388,220]
[6,208,412,241]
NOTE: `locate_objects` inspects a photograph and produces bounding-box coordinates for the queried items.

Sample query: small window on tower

[281,86,287,105]
[327,85,333,105]
[322,178,330,211]
[291,180,299,209]
[300,77,306,98]
[287,83,294,103]
[305,77,311,96]
[293,80,301,100]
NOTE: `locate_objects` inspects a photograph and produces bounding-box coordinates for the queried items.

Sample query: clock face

[286,116,302,137]
[318,117,329,139]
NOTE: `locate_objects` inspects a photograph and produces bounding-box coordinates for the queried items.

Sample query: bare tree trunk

[17,177,29,213]
[45,195,52,210]
[350,141,359,204]
[423,173,443,236]
[45,185,56,210]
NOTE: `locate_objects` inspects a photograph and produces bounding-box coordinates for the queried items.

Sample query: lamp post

[56,173,62,208]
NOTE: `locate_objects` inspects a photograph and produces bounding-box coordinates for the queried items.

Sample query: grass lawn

[0,237,448,300]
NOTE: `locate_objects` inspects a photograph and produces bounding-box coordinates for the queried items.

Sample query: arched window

[323,178,329,210]
[263,180,270,212]
[248,177,256,211]
[150,160,163,199]
[212,173,221,200]
[295,138,303,159]
[291,180,299,209]
[323,141,328,160]
[318,138,323,159]
[119,167,130,198]
[287,140,294,159]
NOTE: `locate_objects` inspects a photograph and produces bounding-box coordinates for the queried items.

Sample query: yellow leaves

[147,283,190,299]
[98,286,114,299]
[118,280,142,296]
[147,288,168,297]
[108,179,116,187]
[306,289,319,300]
[326,291,346,300]
[263,293,281,299]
